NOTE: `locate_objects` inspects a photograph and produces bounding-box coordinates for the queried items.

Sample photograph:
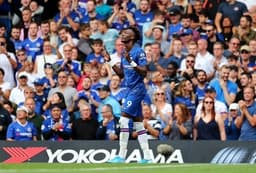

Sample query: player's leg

[134,116,151,163]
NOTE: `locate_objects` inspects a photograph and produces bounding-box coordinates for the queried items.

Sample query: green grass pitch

[0,163,256,173]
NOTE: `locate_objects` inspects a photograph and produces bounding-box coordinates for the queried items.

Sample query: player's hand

[123,49,131,63]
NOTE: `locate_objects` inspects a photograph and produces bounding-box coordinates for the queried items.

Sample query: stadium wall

[0,141,256,164]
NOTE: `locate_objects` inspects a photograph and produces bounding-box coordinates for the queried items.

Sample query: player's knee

[119,116,130,128]
[134,122,144,131]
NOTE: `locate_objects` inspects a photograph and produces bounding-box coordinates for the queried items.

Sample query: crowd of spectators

[0,0,256,142]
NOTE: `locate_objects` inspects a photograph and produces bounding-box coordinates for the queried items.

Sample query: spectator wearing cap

[240,45,255,72]
[179,14,200,44]
[6,106,37,141]
[152,24,170,55]
[97,85,121,122]
[195,38,215,80]
[142,10,166,48]
[33,78,49,115]
[209,65,238,106]
[167,6,183,41]
[179,28,194,50]
[235,86,256,141]
[233,15,256,45]
[47,70,77,112]
[215,0,248,33]
[133,0,154,33]
[41,103,71,141]
[224,103,241,140]
[196,86,228,120]
[34,39,58,77]
[9,72,29,106]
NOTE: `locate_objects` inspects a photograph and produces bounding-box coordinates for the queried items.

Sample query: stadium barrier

[0,140,256,164]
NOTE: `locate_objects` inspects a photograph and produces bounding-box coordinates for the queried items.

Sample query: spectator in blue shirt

[6,106,37,141]
[224,103,241,140]
[41,103,71,141]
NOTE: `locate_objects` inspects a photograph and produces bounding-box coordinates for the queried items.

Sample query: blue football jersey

[7,121,37,141]
[121,44,147,89]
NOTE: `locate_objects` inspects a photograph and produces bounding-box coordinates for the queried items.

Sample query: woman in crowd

[151,88,173,140]
[163,103,192,140]
[42,92,69,121]
[174,79,196,119]
[194,96,226,141]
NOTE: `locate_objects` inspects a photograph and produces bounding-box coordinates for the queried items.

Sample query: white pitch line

[1,164,209,173]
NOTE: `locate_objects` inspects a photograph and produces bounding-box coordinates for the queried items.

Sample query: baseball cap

[152,25,165,32]
[18,71,28,78]
[204,19,214,25]
[180,28,193,36]
[229,103,239,111]
[33,78,44,86]
[168,6,181,16]
[205,86,216,93]
[240,45,250,52]
[16,106,29,113]
[44,63,53,69]
[97,85,110,92]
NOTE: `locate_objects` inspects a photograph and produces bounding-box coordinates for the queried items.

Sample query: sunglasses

[186,60,195,63]
[240,50,249,54]
[156,93,164,96]
[204,101,213,104]
[205,30,212,33]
